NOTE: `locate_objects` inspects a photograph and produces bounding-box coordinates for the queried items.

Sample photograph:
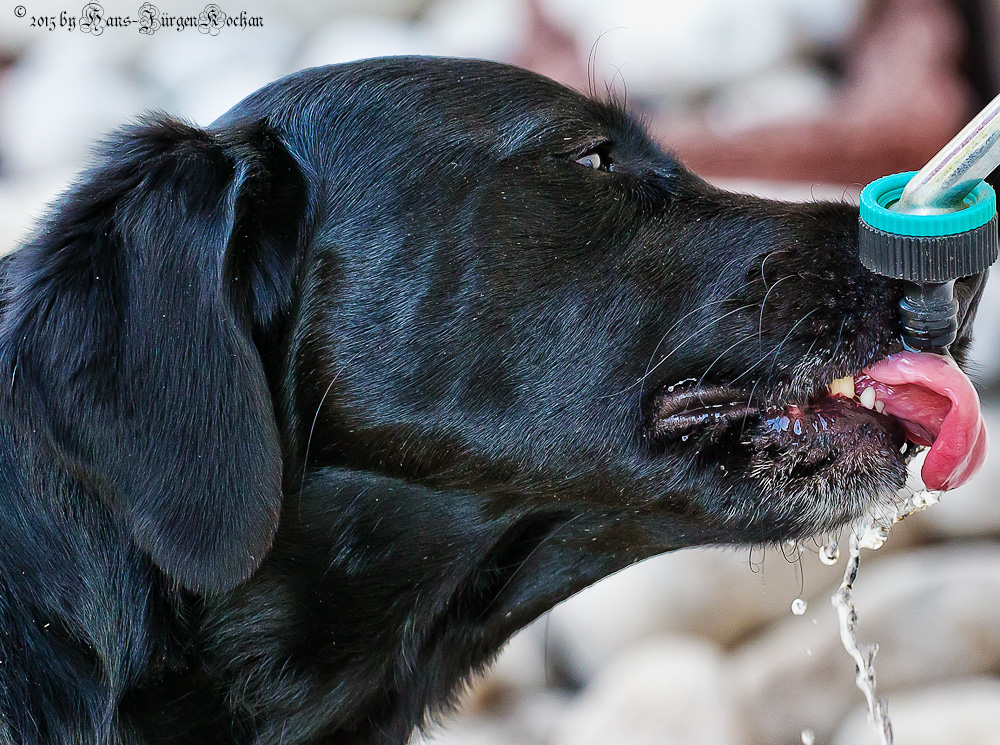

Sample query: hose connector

[859,171,999,352]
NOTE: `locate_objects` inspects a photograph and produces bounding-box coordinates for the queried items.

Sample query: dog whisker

[597,296,732,401]
[300,351,364,508]
[764,308,820,381]
[631,302,756,400]
[695,331,759,391]
[758,248,787,288]
[757,274,795,352]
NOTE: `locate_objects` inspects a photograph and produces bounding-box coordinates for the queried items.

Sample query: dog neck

[189,467,665,743]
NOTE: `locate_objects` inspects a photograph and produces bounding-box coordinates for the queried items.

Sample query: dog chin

[742,412,912,540]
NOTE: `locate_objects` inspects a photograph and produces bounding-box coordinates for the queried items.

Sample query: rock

[779,0,864,47]
[544,544,844,680]
[733,543,1000,745]
[1,2,145,61]
[277,0,430,30]
[462,622,550,713]
[422,0,529,61]
[419,689,572,745]
[412,720,512,745]
[549,637,747,745]
[832,678,1000,745]
[705,64,835,135]
[968,264,1000,390]
[0,41,153,176]
[297,1,529,73]
[504,689,574,744]
[137,18,296,126]
[296,18,437,71]
[537,0,796,99]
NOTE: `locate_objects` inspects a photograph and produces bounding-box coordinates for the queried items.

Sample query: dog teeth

[828,377,886,413]
[828,376,855,399]
[859,387,877,410]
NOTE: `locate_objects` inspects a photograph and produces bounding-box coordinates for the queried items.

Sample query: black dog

[0,57,986,744]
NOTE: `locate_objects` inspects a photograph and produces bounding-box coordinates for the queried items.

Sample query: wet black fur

[0,57,986,744]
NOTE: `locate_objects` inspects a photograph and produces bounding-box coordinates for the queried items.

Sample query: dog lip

[651,384,758,438]
[649,378,907,450]
[653,385,752,419]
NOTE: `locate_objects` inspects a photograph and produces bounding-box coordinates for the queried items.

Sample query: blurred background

[2,1,1000,743]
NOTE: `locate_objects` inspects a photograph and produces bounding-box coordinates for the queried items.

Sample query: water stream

[823,488,940,745]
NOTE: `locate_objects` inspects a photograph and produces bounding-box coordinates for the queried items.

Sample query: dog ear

[2,116,303,593]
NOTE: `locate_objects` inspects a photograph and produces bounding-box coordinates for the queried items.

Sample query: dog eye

[573,144,612,172]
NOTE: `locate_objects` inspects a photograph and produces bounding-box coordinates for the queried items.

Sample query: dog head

[237,59,982,552]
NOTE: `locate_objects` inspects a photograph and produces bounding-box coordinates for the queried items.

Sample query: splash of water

[824,488,941,745]
[819,540,840,566]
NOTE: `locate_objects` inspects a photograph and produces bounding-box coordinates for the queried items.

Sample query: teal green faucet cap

[860,170,996,237]
[859,171,998,284]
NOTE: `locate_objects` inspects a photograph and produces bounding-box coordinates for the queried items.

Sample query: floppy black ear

[1,116,302,593]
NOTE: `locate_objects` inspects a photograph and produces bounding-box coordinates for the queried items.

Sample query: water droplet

[801,728,816,745]
[793,419,803,435]
[791,598,808,615]
[820,541,840,566]
[681,435,688,442]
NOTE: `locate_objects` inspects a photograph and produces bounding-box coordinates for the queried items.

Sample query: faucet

[859,91,1000,353]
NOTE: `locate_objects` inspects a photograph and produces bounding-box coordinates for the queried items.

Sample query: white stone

[422,0,529,62]
[137,18,296,125]
[545,544,844,680]
[733,543,1000,745]
[279,0,428,29]
[832,678,1000,745]
[550,637,746,745]
[0,44,153,176]
[463,621,550,712]
[705,64,835,135]
[771,0,864,46]
[412,720,511,745]
[537,0,795,98]
[296,18,438,71]
[1,0,144,58]
[419,688,572,745]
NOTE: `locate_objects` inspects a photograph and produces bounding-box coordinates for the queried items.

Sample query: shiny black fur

[0,57,986,744]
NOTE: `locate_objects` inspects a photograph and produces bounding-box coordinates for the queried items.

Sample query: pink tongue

[858,352,988,490]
